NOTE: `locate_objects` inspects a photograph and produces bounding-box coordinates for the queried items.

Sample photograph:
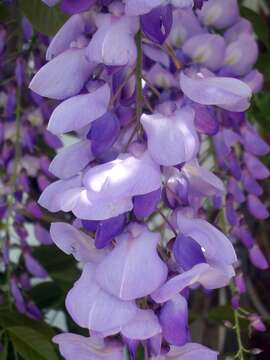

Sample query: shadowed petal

[151,263,210,303]
[141,107,199,166]
[121,309,161,340]
[166,342,218,359]
[49,140,94,179]
[46,14,87,60]
[50,222,109,264]
[66,263,137,332]
[53,333,123,360]
[96,224,168,300]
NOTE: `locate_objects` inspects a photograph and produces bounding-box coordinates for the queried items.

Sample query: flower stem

[135,30,143,123]
[234,308,245,360]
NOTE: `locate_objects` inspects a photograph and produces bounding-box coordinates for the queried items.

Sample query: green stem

[135,30,143,123]
[234,308,245,360]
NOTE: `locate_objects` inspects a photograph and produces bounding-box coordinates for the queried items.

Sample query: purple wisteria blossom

[28,0,270,358]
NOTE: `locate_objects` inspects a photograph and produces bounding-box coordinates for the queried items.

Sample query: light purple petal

[50,222,109,264]
[46,14,87,60]
[86,15,138,66]
[151,263,210,303]
[224,34,258,76]
[180,71,252,112]
[48,84,110,134]
[183,34,225,71]
[121,309,161,340]
[183,160,225,197]
[70,189,134,220]
[141,107,199,166]
[166,342,218,360]
[66,263,137,332]
[83,152,161,199]
[38,175,82,212]
[197,0,239,29]
[96,224,168,300]
[49,140,94,179]
[168,8,204,48]
[53,333,123,360]
[29,48,94,100]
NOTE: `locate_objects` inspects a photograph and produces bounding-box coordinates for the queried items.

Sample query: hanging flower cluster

[30,0,269,358]
[0,17,62,318]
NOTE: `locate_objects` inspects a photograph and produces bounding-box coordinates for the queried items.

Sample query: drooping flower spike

[29,0,269,358]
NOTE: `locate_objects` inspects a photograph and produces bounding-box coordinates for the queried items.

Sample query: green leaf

[29,282,63,310]
[8,326,59,360]
[208,305,234,323]
[0,308,55,339]
[32,246,80,290]
[240,6,269,47]
[19,0,68,36]
[135,345,145,360]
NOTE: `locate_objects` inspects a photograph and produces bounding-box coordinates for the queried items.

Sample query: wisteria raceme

[0,16,61,319]
[29,0,269,358]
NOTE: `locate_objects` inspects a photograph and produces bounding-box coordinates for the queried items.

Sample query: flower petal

[66,263,137,332]
[96,224,168,300]
[49,140,94,179]
[141,107,199,166]
[29,48,94,100]
[50,222,109,264]
[48,84,110,134]
[180,71,251,112]
[121,309,161,340]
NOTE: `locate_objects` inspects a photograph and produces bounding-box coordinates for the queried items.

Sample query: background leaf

[19,0,68,36]
[8,327,59,360]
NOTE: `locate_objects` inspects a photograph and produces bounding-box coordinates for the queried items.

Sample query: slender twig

[157,209,177,236]
[109,67,135,106]
[135,30,143,122]
[141,74,161,97]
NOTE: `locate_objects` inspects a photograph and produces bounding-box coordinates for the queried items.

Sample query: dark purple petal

[141,5,173,45]
[247,194,269,220]
[225,195,237,226]
[88,112,120,157]
[242,169,263,196]
[11,277,26,314]
[24,252,48,278]
[249,245,269,270]
[173,233,206,271]
[225,150,242,180]
[232,222,254,248]
[95,214,126,249]
[133,188,161,219]
[160,294,190,346]
[194,105,219,135]
[244,153,270,180]
[227,177,245,203]
[61,0,96,13]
